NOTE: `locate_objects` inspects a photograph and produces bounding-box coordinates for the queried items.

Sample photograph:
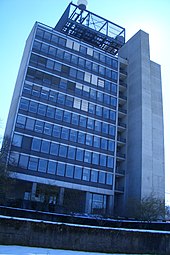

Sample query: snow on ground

[0,245,148,255]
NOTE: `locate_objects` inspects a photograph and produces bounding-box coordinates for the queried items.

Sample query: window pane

[32,138,41,151]
[86,134,93,146]
[26,118,35,130]
[68,147,76,160]
[79,116,87,128]
[63,111,71,123]
[47,161,56,174]
[19,155,29,169]
[57,162,65,176]
[44,123,52,136]
[107,156,114,168]
[102,122,109,134]
[71,113,79,125]
[28,157,38,171]
[99,172,106,184]
[101,138,108,150]
[87,118,94,130]
[29,102,38,113]
[69,129,77,142]
[61,127,69,140]
[59,145,67,157]
[38,104,46,116]
[16,115,26,128]
[100,154,106,166]
[93,136,100,148]
[66,164,74,178]
[84,150,91,163]
[92,152,99,165]
[35,120,44,133]
[50,143,59,156]
[82,167,90,181]
[41,140,50,154]
[106,173,113,185]
[91,170,98,182]
[108,140,115,152]
[55,109,63,120]
[12,134,22,147]
[52,125,61,138]
[95,120,101,132]
[38,159,47,173]
[74,166,82,180]
[76,148,84,161]
[78,132,85,144]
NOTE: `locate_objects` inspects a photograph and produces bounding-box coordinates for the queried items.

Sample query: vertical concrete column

[58,187,65,206]
[31,182,37,201]
[85,192,92,214]
[107,195,114,216]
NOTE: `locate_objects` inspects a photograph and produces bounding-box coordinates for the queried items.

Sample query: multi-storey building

[3,2,165,217]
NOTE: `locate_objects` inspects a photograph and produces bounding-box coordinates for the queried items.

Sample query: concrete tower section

[119,30,165,215]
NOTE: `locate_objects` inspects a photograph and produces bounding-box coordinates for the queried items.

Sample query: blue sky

[1,0,170,203]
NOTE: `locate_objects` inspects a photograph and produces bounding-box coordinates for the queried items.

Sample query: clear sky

[0,0,170,203]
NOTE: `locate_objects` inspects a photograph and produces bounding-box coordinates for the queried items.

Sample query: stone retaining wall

[0,216,170,254]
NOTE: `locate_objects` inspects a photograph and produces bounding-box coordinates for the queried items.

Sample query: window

[54,62,62,72]
[107,156,114,168]
[106,173,113,185]
[92,152,99,165]
[100,154,106,167]
[49,46,56,57]
[35,120,44,133]
[12,134,22,147]
[102,122,109,134]
[47,161,56,174]
[78,58,85,67]
[90,89,96,100]
[66,39,73,49]
[93,136,100,148]
[33,41,41,51]
[103,108,109,119]
[91,170,98,182]
[71,55,78,65]
[68,147,76,160]
[108,140,115,151]
[74,166,82,180]
[81,100,88,112]
[73,98,81,109]
[65,96,73,107]
[76,148,84,161]
[41,140,50,154]
[57,93,65,105]
[61,127,69,140]
[28,157,38,171]
[87,118,94,130]
[78,132,85,144]
[26,118,35,130]
[38,159,47,173]
[92,63,98,73]
[71,113,79,125]
[50,143,59,156]
[44,123,52,136]
[20,98,29,111]
[111,97,117,107]
[86,134,93,146]
[104,94,110,105]
[93,51,99,60]
[41,44,48,54]
[80,45,87,55]
[110,111,116,122]
[95,120,101,132]
[84,150,91,163]
[97,91,103,102]
[91,75,97,85]
[96,105,102,117]
[85,60,92,71]
[59,145,67,157]
[16,115,26,128]
[101,138,108,150]
[38,104,46,116]
[19,154,28,169]
[57,49,64,59]
[66,164,74,178]
[73,41,80,51]
[57,162,65,176]
[105,81,111,91]
[99,66,105,76]
[46,59,54,70]
[82,168,90,181]
[51,34,58,44]
[89,103,95,114]
[55,109,63,121]
[79,116,87,128]
[63,111,71,123]
[58,37,66,46]
[109,125,115,136]
[69,129,77,142]
[70,68,77,78]
[99,172,106,184]
[52,125,61,138]
[31,138,41,151]
[64,52,71,62]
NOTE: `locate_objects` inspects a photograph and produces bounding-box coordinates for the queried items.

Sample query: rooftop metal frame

[55,2,125,55]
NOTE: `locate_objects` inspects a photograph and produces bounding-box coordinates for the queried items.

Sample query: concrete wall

[119,30,165,214]
[0,217,170,254]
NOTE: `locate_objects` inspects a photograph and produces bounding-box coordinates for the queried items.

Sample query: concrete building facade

[3,2,164,217]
